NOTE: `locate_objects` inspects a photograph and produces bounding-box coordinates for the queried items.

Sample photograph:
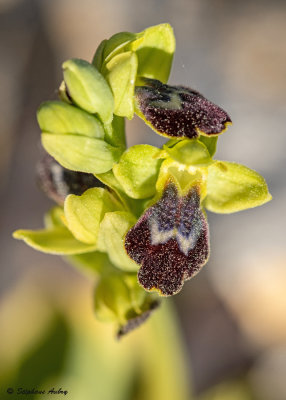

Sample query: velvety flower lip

[124,181,210,296]
[135,78,232,139]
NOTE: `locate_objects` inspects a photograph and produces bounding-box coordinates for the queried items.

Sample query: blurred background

[0,0,285,399]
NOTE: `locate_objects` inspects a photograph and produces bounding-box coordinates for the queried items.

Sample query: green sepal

[113,144,162,199]
[92,39,108,71]
[93,32,138,73]
[13,227,97,255]
[44,206,65,228]
[105,51,138,119]
[64,187,122,244]
[130,23,175,83]
[95,170,149,218]
[204,161,272,213]
[94,270,158,329]
[164,139,213,167]
[99,211,138,271]
[62,58,114,124]
[41,133,122,174]
[164,139,180,149]
[94,273,134,324]
[67,251,112,275]
[58,81,72,104]
[101,32,137,66]
[104,115,126,149]
[37,101,105,139]
[198,135,218,157]
[93,24,175,85]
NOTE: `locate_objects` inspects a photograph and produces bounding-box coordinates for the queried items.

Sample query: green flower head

[13,23,271,335]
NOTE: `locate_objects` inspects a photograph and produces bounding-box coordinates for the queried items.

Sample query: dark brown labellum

[125,181,210,296]
[135,78,231,139]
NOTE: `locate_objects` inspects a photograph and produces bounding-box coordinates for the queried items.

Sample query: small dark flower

[37,153,105,205]
[135,78,231,139]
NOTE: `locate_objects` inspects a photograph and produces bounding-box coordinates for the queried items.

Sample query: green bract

[63,58,114,124]
[64,187,122,244]
[113,144,162,199]
[204,161,272,213]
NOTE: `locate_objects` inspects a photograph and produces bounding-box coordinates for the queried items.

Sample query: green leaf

[99,211,138,271]
[113,144,162,199]
[204,161,272,213]
[198,135,218,158]
[164,139,213,166]
[64,187,122,244]
[62,58,114,124]
[105,51,138,119]
[37,101,105,139]
[13,227,97,255]
[41,133,121,174]
[130,23,175,83]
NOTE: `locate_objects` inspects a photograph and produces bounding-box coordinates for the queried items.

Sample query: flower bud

[94,272,159,337]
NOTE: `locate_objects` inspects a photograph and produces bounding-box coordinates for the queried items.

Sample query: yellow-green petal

[113,144,162,199]
[92,39,108,71]
[164,139,213,167]
[99,211,138,271]
[64,187,122,244]
[94,273,132,324]
[101,32,137,65]
[131,23,175,83]
[198,135,218,158]
[41,133,121,174]
[204,161,272,213]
